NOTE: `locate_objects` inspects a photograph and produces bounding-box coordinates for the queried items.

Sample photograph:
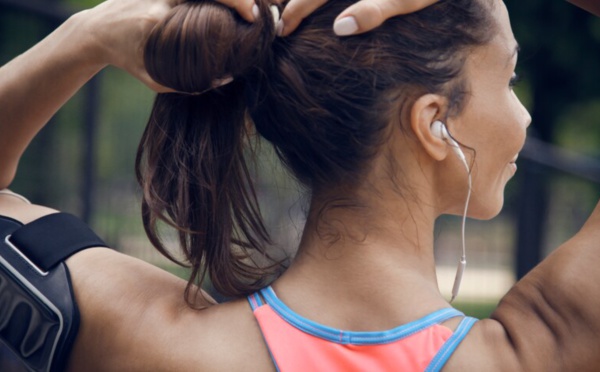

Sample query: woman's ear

[410,94,449,161]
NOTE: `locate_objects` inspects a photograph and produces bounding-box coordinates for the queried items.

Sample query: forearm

[0,12,105,189]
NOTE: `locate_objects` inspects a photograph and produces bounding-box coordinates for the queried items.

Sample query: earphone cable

[450,169,472,303]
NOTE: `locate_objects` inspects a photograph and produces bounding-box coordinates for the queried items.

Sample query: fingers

[280,0,329,36]
[333,0,439,36]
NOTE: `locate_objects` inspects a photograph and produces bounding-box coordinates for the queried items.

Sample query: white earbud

[431,120,471,303]
[431,121,468,171]
[431,120,449,140]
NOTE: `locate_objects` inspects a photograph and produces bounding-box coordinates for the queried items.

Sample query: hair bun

[144,0,275,94]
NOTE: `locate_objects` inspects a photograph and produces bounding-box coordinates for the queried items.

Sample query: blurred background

[1,0,600,369]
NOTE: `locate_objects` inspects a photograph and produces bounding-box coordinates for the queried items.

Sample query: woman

[1,0,600,371]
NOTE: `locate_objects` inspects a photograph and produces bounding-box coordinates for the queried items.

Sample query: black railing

[516,137,600,279]
[522,137,600,183]
[1,0,99,223]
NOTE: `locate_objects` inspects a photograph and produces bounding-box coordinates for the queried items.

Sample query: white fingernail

[276,20,285,36]
[333,17,358,36]
[270,5,280,25]
[252,4,260,19]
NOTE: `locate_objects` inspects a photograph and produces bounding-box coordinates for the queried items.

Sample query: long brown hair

[137,0,496,302]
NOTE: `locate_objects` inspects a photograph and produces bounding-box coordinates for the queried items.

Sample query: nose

[513,90,532,128]
[522,106,532,128]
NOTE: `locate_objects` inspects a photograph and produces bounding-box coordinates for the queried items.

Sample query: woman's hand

[80,0,256,92]
[77,0,183,92]
[280,0,439,37]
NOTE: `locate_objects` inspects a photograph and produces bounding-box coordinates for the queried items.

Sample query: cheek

[460,91,528,218]
[465,98,525,204]
[483,94,527,161]
[501,93,529,155]
[456,89,528,183]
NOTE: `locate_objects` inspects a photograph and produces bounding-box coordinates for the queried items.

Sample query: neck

[274,187,451,331]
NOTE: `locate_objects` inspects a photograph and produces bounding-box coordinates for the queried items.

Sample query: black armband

[0,213,108,372]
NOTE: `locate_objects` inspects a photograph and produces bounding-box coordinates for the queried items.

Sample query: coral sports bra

[248,287,477,372]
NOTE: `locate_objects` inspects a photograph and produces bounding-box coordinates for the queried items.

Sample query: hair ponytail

[137,0,281,301]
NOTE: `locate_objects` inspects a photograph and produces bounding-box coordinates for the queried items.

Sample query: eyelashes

[509,72,521,88]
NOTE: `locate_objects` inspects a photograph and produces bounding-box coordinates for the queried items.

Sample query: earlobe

[410,94,449,161]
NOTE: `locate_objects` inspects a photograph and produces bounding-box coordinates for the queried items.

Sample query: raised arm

[0,0,256,190]
[0,0,173,188]
[0,13,101,189]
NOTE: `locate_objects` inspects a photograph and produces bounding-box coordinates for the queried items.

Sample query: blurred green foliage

[64,0,102,7]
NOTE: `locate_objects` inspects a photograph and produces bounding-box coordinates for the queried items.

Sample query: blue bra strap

[247,292,264,311]
[246,291,281,372]
[425,316,478,372]
[259,286,465,345]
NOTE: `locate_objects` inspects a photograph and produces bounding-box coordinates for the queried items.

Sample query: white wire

[450,163,472,303]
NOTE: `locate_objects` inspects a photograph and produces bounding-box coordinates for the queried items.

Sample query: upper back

[65,253,600,372]
[4,194,600,371]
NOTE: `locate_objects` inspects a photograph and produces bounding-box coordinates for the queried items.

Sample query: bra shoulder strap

[425,316,478,372]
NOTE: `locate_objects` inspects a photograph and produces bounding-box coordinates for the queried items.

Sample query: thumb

[333,0,439,36]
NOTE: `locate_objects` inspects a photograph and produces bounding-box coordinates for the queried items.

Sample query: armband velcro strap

[10,213,107,273]
[0,213,108,371]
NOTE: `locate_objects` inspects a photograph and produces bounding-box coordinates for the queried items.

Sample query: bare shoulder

[443,307,568,372]
[67,249,274,371]
[0,195,273,371]
[438,315,519,372]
